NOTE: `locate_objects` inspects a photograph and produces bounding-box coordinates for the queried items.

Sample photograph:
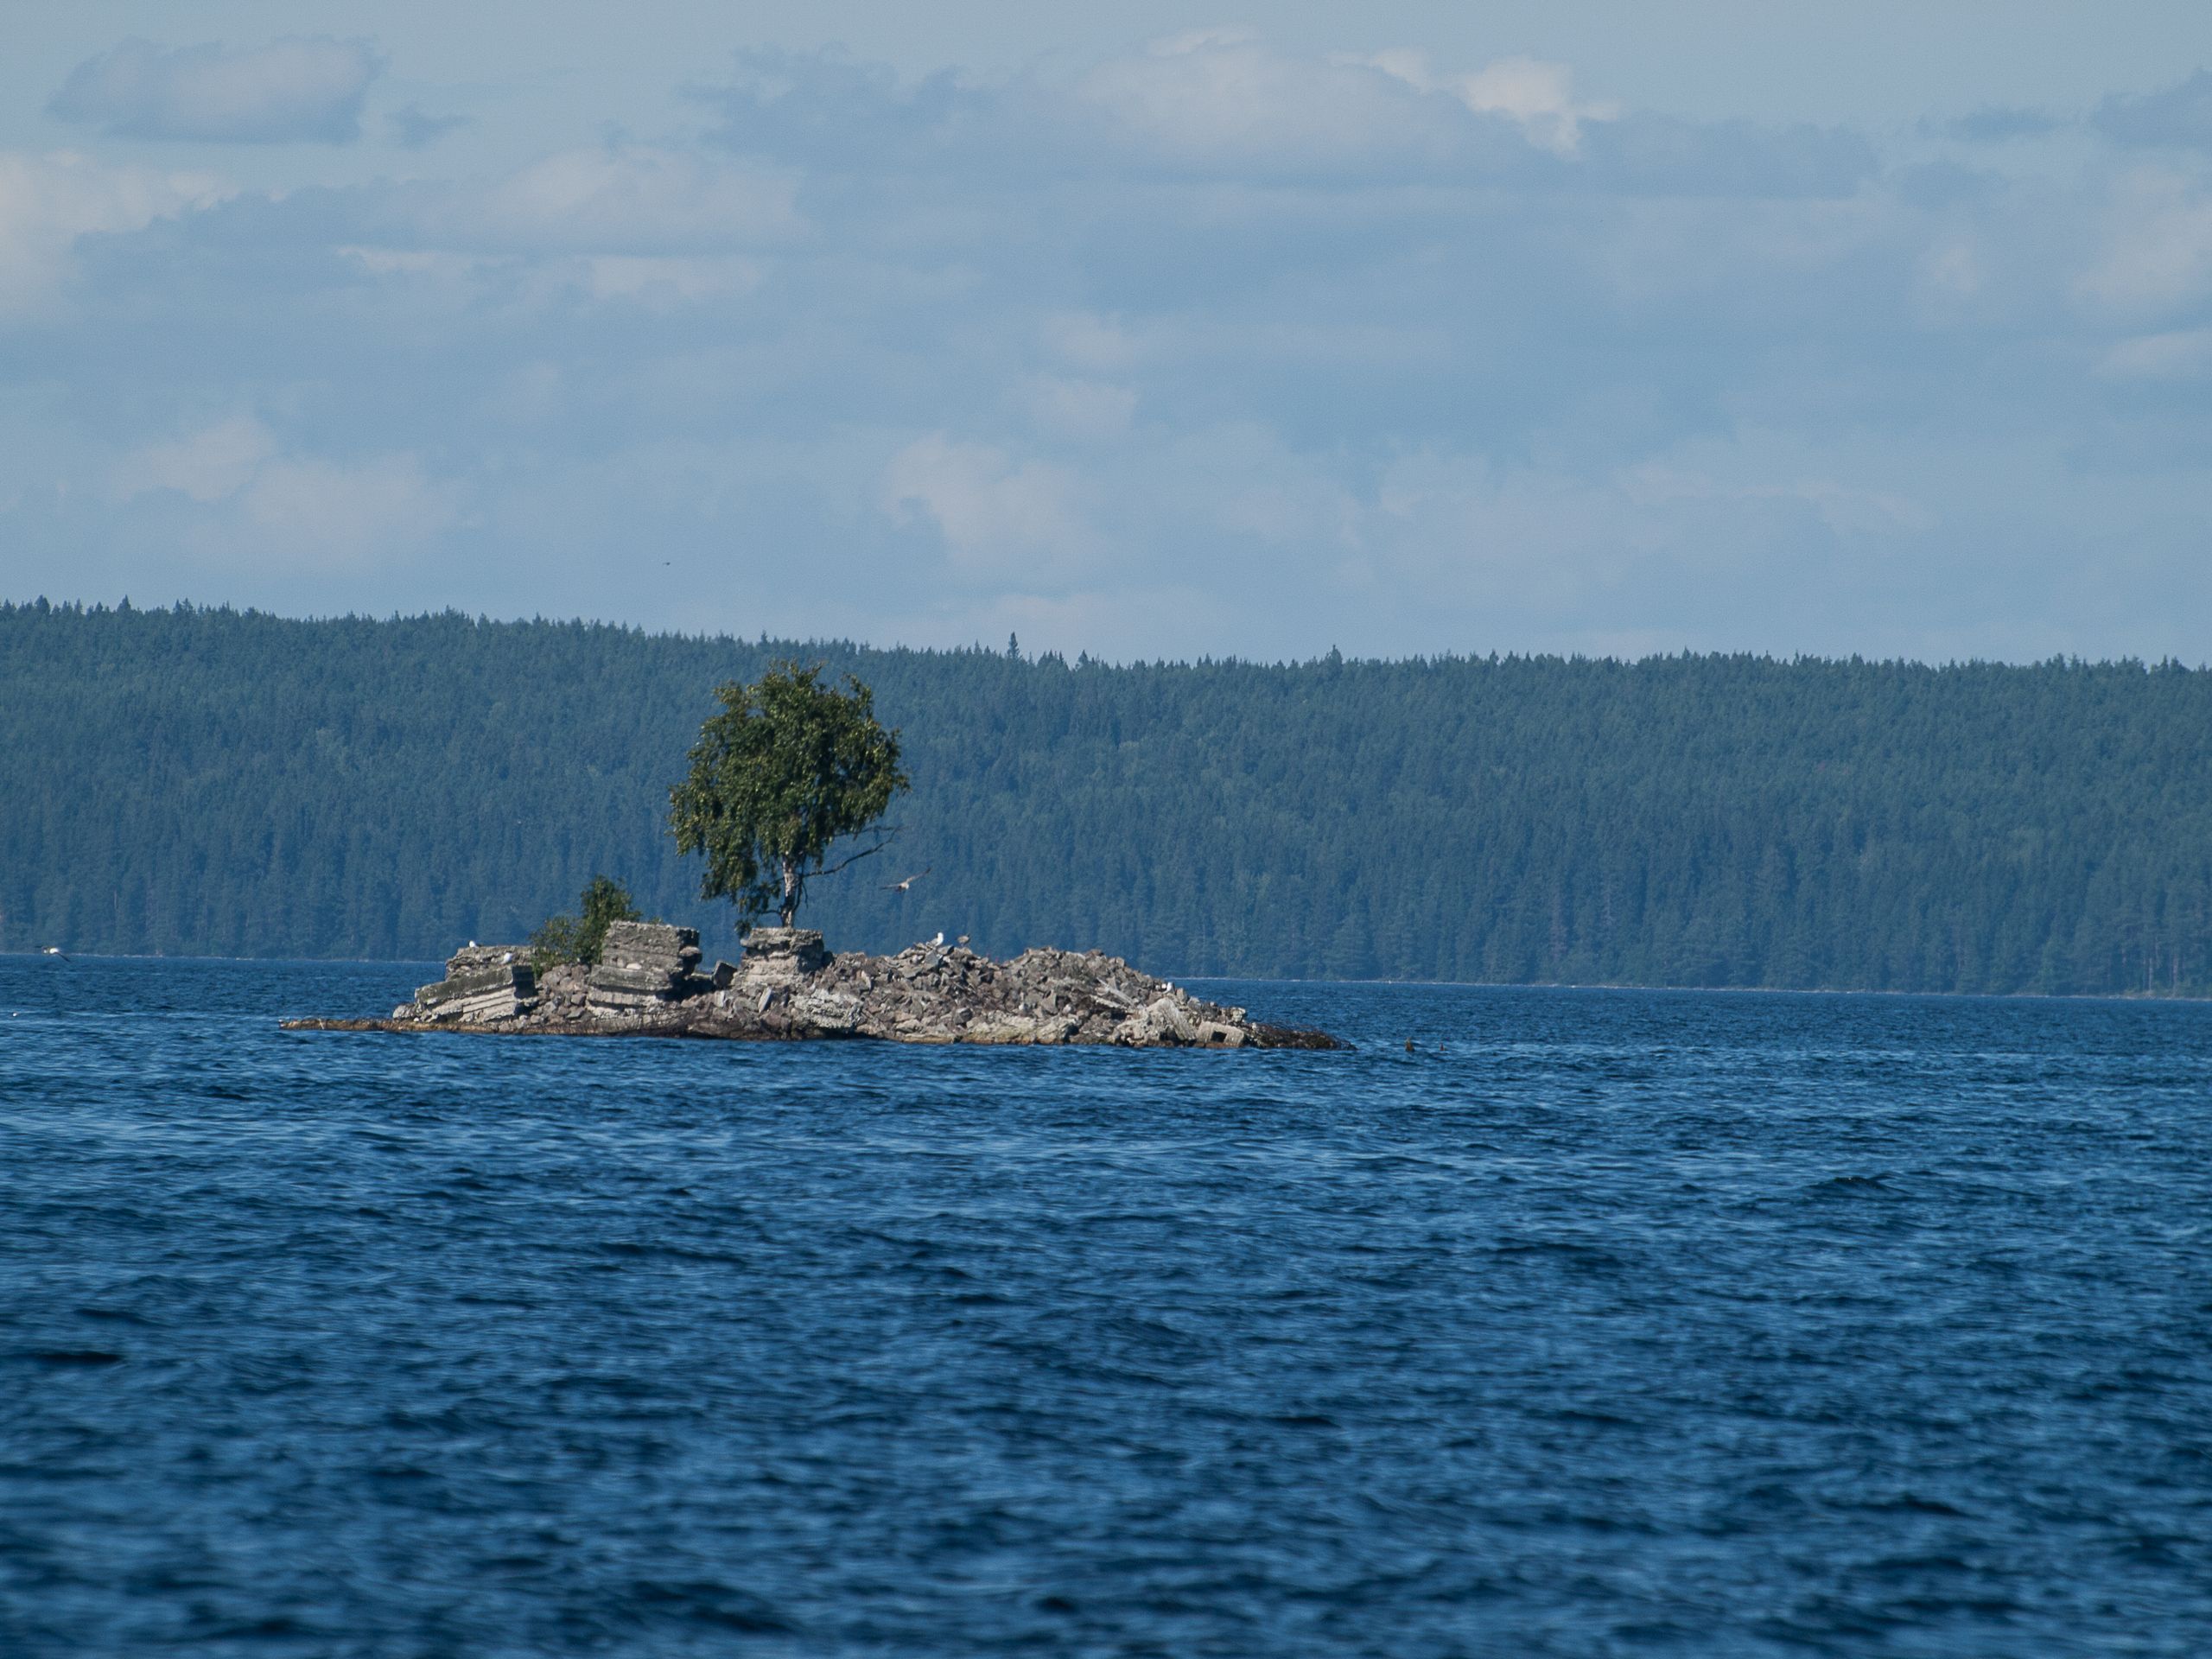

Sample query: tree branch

[810,827,903,880]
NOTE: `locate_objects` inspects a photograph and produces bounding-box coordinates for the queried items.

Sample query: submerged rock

[304,932,1345,1050]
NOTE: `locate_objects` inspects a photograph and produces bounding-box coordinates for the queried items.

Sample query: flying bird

[41,946,69,962]
[883,867,931,892]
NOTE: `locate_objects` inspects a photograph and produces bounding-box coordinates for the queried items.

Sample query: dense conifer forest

[3,599,2209,995]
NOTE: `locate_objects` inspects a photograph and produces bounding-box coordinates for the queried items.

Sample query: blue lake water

[3,956,2210,1656]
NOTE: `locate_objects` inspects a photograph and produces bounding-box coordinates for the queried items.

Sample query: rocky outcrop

[585,920,709,1015]
[309,930,1344,1050]
[406,944,536,1022]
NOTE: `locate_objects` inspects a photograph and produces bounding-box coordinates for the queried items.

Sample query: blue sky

[8,3,2212,663]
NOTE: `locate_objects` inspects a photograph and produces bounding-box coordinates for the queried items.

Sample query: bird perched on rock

[931,931,945,946]
[957,935,969,947]
[884,867,931,893]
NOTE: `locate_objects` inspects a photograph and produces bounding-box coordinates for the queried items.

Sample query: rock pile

[753,942,1279,1047]
[586,921,710,1015]
[403,944,536,1022]
[308,931,1344,1050]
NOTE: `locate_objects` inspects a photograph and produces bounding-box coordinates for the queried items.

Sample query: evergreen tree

[3,601,2210,995]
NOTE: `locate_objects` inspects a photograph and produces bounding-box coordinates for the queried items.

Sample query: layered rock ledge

[284,922,1346,1050]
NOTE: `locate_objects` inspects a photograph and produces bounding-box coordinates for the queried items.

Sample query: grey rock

[588,921,703,1017]
[414,948,537,1021]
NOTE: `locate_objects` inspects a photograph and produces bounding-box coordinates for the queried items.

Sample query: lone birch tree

[669,661,908,933]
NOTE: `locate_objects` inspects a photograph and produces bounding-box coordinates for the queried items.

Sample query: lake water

[3,957,2210,1656]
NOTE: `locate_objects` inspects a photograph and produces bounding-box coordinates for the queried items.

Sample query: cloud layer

[7,33,2212,664]
[49,36,380,144]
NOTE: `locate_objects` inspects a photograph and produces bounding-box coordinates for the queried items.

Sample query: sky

[8,3,2212,664]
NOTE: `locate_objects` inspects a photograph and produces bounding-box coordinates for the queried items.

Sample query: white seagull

[884,866,931,893]
[41,946,70,962]
[931,931,945,946]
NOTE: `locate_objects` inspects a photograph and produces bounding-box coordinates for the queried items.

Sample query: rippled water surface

[4,957,2211,1656]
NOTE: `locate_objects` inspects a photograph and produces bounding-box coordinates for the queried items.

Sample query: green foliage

[669,661,908,931]
[4,602,2212,996]
[531,874,640,970]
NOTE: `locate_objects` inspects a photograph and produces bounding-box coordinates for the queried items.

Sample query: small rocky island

[285,921,1345,1050]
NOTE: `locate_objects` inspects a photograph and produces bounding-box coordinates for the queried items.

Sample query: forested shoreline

[4,599,2209,995]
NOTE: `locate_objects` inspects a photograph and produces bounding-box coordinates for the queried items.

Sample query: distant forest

[4,599,2210,995]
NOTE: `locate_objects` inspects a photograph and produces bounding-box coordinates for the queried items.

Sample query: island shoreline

[283,923,1350,1051]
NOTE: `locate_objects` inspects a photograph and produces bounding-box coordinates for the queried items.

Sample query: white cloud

[592,255,760,298]
[115,417,454,569]
[1146,29,1260,58]
[1017,376,1137,442]
[12,35,2211,664]
[1040,313,1140,373]
[49,36,382,144]
[2078,167,2212,315]
[114,415,275,502]
[397,146,804,256]
[472,147,798,250]
[2096,326,2212,378]
[1079,35,1455,174]
[237,454,454,567]
[1623,462,1936,537]
[882,435,1096,582]
[1920,238,1986,300]
[0,149,227,315]
[1459,58,1618,156]
[1369,51,1618,156]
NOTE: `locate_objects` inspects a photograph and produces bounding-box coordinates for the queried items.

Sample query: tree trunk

[780,859,800,928]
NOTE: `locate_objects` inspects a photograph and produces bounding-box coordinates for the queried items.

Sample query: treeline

[3,598,2209,995]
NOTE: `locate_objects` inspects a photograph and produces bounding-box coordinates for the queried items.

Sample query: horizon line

[6,593,2209,677]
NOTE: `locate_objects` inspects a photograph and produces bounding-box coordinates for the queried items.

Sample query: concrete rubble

[408,944,536,1023]
[303,925,1344,1050]
[584,920,711,1015]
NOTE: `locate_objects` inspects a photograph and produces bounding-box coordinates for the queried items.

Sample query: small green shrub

[531,875,642,972]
